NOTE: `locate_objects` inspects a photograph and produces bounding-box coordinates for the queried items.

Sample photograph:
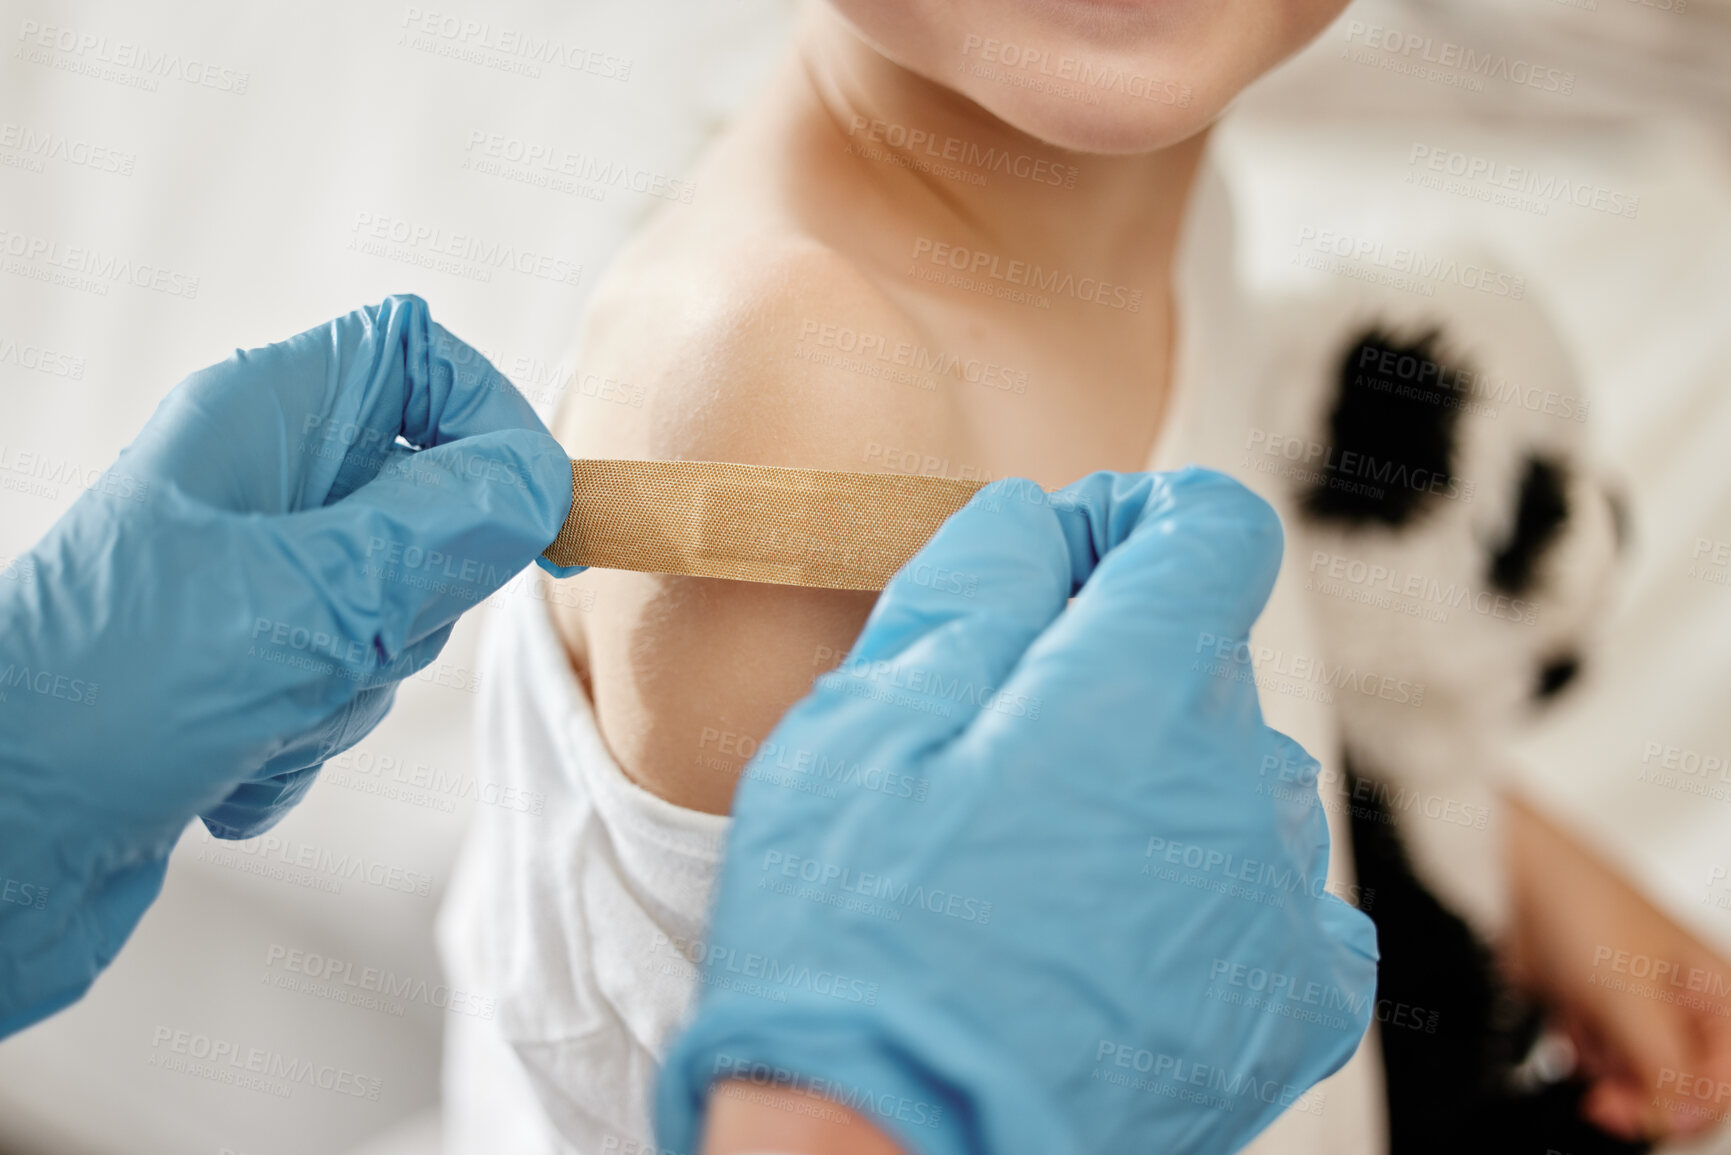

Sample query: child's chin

[970,89,1218,156]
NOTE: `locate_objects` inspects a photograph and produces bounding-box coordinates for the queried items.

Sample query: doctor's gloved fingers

[1042,468,1274,593]
[410,309,553,447]
[984,470,1284,757]
[851,478,1074,664]
[296,296,557,505]
[268,295,552,455]
[269,427,571,657]
[200,763,323,840]
[131,296,557,514]
[811,478,1075,747]
[1314,890,1380,980]
[1042,469,1169,589]
[311,295,552,452]
[1258,730,1340,875]
[1068,469,1283,653]
[194,644,439,840]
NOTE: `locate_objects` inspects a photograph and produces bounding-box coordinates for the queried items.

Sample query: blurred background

[1,0,1727,1153]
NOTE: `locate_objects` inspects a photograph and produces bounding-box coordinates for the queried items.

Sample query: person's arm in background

[1505,793,1731,1139]
[1500,376,1731,1140]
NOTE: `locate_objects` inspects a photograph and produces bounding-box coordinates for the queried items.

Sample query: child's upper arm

[549,237,961,813]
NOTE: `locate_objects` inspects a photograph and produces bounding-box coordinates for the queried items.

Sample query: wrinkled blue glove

[657,469,1378,1155]
[0,295,573,1038]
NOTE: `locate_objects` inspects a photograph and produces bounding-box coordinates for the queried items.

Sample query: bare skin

[550,6,1210,813]
[702,1083,904,1155]
[1504,793,1731,1142]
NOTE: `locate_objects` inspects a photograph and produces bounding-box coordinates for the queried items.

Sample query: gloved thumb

[267,426,572,661]
[985,469,1283,758]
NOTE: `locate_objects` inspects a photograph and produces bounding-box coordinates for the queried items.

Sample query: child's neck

[795,4,1206,289]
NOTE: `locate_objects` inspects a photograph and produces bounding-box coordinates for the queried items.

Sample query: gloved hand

[0,295,573,1037]
[657,469,1378,1155]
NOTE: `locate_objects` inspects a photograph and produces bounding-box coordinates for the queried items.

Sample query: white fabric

[439,151,1386,1155]
[440,583,727,1154]
[1153,157,1388,1155]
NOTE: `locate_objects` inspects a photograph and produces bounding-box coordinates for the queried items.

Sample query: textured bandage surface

[542,459,986,591]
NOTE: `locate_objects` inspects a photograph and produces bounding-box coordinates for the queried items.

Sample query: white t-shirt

[440,577,728,1153]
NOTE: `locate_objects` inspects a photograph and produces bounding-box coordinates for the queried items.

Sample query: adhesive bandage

[542,459,985,591]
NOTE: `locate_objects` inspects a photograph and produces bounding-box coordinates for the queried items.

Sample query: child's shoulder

[554,207,957,473]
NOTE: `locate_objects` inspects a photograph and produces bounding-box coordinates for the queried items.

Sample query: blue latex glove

[0,295,573,1038]
[657,469,1378,1155]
